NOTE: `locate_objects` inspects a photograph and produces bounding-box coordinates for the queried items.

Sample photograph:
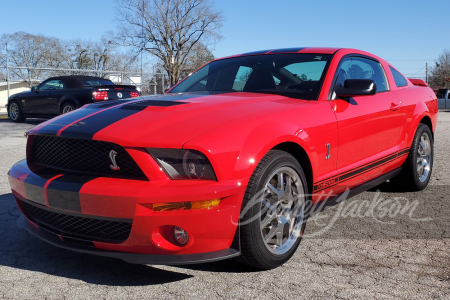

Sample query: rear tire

[61,102,76,114]
[391,124,433,191]
[8,101,25,122]
[237,150,309,270]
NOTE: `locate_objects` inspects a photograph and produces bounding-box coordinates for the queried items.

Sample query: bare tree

[115,0,223,87]
[429,49,450,88]
[1,32,66,83]
[181,42,214,76]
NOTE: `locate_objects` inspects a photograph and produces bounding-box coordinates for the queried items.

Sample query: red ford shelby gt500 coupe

[8,48,437,269]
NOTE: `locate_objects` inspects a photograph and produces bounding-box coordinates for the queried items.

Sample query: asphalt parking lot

[0,114,449,299]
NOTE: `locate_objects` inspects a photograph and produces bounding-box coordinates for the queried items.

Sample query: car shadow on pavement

[0,118,46,125]
[367,180,403,193]
[0,193,193,286]
[177,259,260,273]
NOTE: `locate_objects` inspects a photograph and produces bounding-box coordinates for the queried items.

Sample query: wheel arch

[59,97,80,112]
[419,115,434,140]
[272,142,313,194]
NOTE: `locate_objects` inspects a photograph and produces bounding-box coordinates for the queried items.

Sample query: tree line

[428,49,450,89]
[0,0,221,94]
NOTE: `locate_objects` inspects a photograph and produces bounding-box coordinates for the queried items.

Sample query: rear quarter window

[389,66,408,87]
[83,79,115,87]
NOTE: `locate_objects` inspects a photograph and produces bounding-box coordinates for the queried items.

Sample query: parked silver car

[437,89,450,109]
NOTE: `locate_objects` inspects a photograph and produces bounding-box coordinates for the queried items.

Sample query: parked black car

[7,75,140,122]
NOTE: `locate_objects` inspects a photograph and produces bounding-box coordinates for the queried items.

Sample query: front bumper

[9,160,247,264]
[17,214,240,264]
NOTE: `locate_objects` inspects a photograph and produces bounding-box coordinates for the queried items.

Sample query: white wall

[0,87,30,112]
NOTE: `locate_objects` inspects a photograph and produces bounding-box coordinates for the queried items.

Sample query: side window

[39,80,65,91]
[334,57,389,93]
[284,61,328,81]
[389,66,408,87]
[233,66,253,91]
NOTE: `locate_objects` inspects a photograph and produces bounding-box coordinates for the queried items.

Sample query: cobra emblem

[109,150,120,170]
[117,92,123,98]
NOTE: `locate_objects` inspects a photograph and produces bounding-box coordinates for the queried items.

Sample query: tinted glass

[335,57,388,92]
[169,54,332,100]
[82,79,114,86]
[389,66,408,87]
[39,80,65,90]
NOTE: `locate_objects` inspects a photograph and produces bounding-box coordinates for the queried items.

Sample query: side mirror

[335,79,377,98]
[31,86,38,92]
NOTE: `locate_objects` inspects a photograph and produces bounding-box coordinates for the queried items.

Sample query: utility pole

[140,0,144,92]
[153,65,156,95]
[6,42,10,99]
[161,69,164,93]
[426,63,428,84]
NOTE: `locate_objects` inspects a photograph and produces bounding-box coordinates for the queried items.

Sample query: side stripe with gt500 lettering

[313,147,410,193]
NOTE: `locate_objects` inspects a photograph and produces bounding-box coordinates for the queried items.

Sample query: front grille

[20,200,132,243]
[30,135,147,180]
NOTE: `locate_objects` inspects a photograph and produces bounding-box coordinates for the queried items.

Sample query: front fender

[183,101,338,183]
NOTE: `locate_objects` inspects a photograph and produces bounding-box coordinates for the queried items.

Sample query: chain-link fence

[0,65,169,113]
[0,65,168,96]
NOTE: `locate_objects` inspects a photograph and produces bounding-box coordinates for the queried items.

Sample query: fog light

[173,226,189,245]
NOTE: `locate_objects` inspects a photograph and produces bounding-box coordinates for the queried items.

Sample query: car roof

[215,47,386,62]
[44,75,112,89]
[216,47,342,60]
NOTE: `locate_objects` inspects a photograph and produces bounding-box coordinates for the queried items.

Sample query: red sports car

[8,48,437,269]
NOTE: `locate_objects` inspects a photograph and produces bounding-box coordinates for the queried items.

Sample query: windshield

[168,53,331,100]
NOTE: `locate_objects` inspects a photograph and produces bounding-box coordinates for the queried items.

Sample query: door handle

[390,102,400,111]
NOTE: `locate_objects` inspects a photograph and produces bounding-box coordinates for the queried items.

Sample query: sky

[0,0,447,79]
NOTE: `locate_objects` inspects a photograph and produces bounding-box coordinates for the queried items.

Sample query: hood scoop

[120,100,189,109]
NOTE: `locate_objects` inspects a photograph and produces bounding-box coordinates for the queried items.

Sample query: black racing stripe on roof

[268,47,307,53]
[241,49,273,56]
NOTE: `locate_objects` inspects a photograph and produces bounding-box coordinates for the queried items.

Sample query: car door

[329,56,404,191]
[26,79,65,114]
[46,79,67,114]
[21,82,50,114]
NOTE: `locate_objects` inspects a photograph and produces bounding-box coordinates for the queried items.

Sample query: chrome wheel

[9,103,19,120]
[417,133,431,182]
[62,105,74,114]
[260,166,305,255]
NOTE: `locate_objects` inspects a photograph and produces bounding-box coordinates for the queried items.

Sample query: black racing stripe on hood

[120,100,188,109]
[57,92,212,139]
[87,99,137,109]
[46,175,96,212]
[58,107,142,140]
[37,109,105,136]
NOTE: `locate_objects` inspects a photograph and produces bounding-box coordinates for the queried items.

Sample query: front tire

[237,150,309,269]
[392,124,433,191]
[8,101,25,122]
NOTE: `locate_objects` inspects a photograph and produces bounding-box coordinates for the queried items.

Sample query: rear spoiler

[96,85,137,90]
[408,79,428,87]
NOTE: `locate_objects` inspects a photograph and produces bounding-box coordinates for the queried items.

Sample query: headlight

[147,148,217,180]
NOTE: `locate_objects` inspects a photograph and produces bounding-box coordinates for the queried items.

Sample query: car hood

[9,90,32,99]
[30,92,312,147]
